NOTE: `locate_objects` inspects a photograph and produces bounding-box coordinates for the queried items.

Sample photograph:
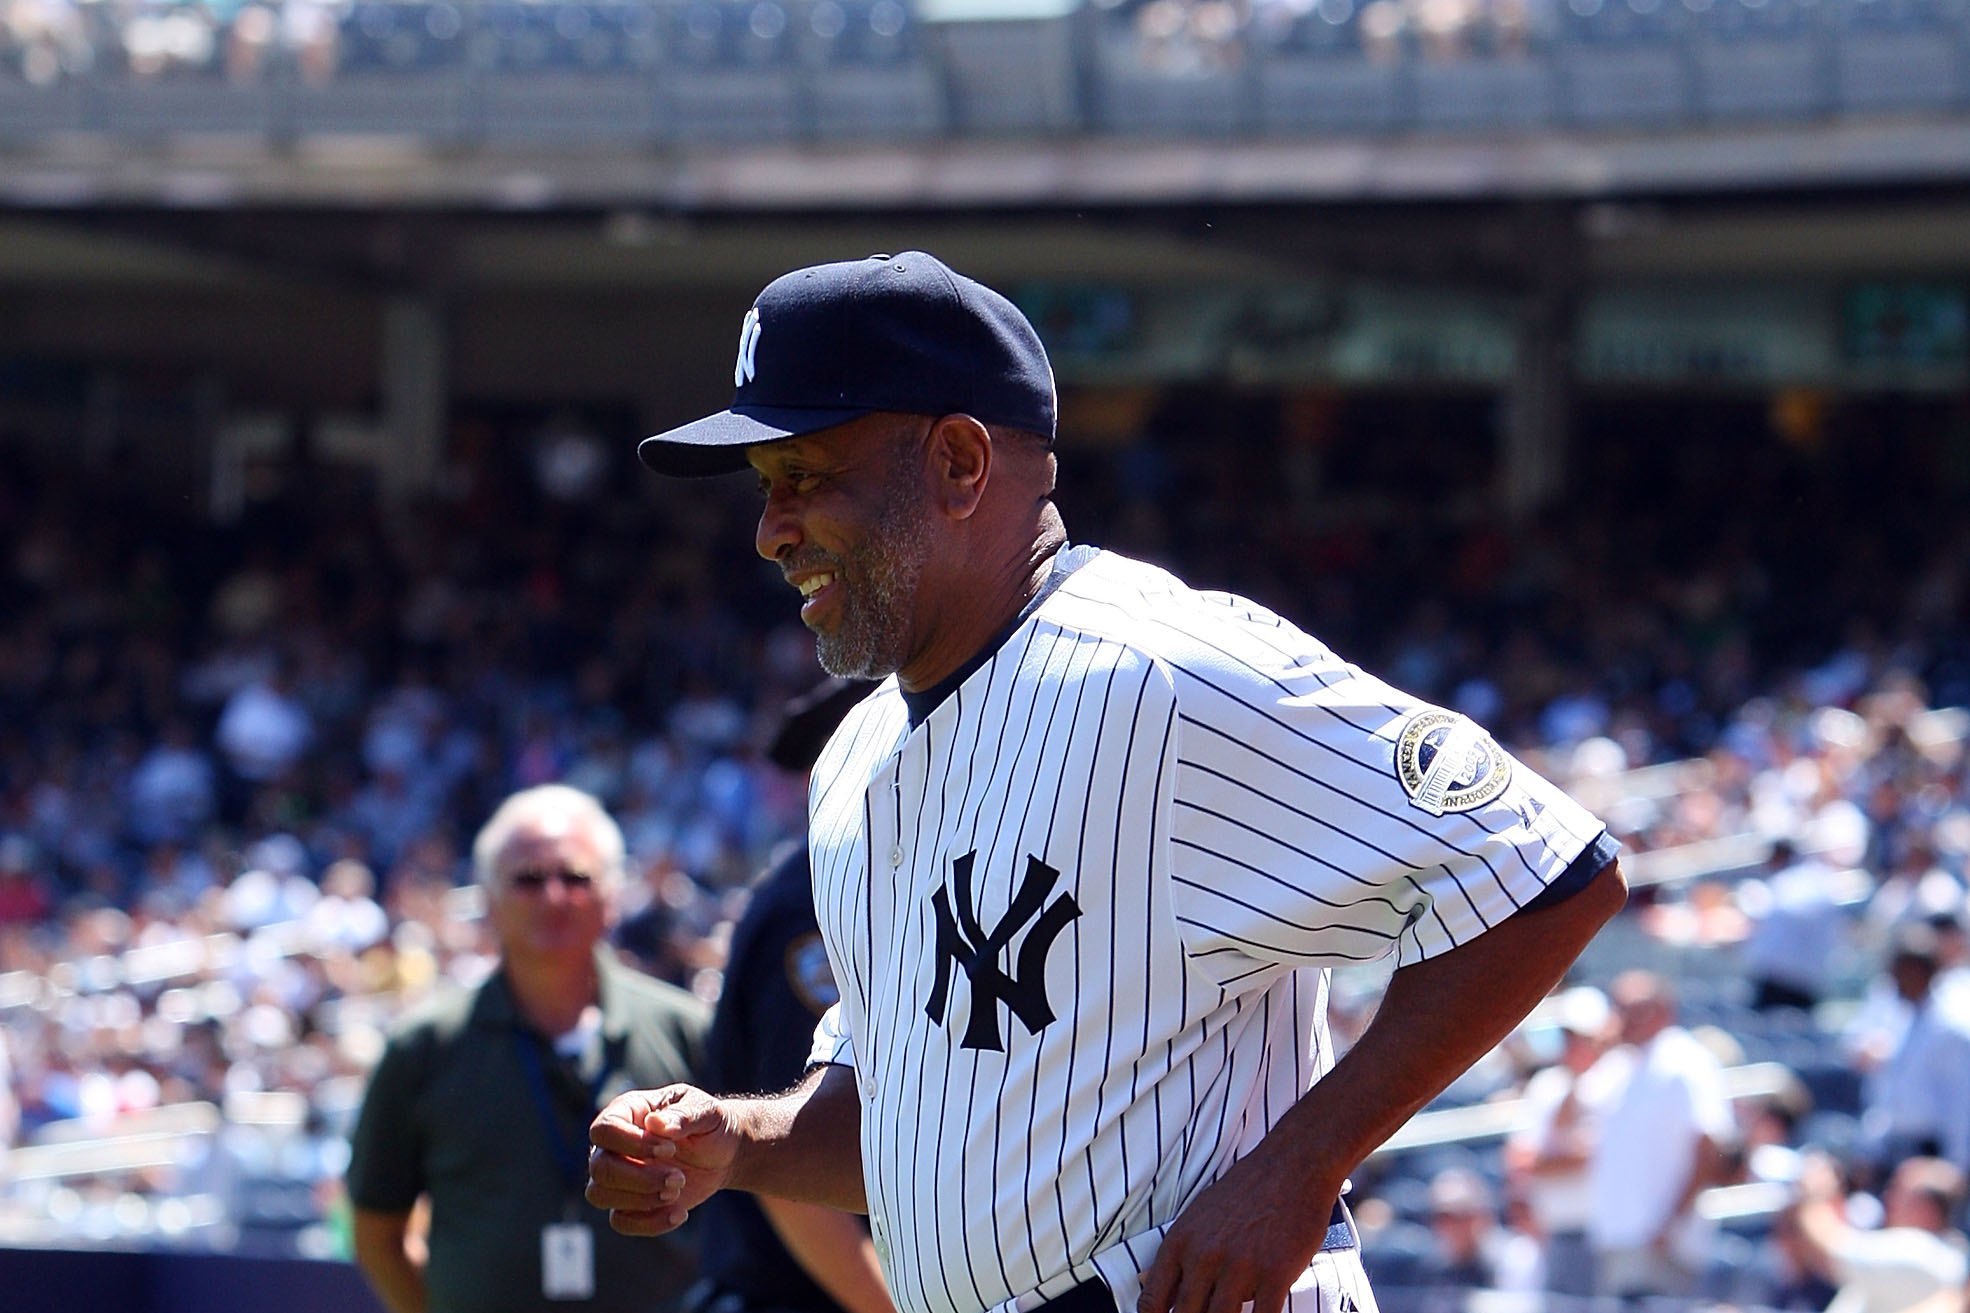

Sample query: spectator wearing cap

[1860,924,1970,1182]
[689,678,894,1313]
[1412,1168,1538,1312]
[1587,969,1737,1301]
[1505,984,1631,1298]
[1785,1155,1970,1313]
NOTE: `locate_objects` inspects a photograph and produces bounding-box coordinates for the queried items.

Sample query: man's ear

[927,414,992,521]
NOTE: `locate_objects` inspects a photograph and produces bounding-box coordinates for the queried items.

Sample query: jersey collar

[899,543,1101,729]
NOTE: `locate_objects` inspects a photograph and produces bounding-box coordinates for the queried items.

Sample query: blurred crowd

[1,0,350,85]
[0,0,904,86]
[2,391,1970,1308]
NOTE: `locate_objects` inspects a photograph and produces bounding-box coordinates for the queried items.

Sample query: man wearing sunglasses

[347,784,710,1313]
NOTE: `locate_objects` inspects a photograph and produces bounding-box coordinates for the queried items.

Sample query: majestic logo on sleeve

[926,851,1082,1052]
[734,307,762,386]
[1393,709,1513,816]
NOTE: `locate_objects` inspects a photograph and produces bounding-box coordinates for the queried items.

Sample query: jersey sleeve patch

[783,931,840,1017]
[1392,709,1513,817]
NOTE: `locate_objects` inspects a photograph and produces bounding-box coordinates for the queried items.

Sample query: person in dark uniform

[691,679,894,1313]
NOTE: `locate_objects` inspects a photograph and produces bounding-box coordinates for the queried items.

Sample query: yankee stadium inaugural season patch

[1393,709,1514,817]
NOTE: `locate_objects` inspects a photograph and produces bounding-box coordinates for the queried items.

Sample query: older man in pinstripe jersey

[588,252,1626,1313]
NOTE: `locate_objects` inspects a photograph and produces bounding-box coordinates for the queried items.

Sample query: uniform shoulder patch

[784,932,839,1017]
[1392,709,1513,817]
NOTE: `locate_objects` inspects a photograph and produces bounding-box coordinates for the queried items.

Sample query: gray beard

[809,466,932,680]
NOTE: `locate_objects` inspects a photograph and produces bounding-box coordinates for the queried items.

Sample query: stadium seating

[3,0,1970,142]
[1250,8,1412,134]
[803,0,948,138]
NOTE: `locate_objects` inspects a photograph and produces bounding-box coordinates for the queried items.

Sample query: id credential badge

[542,1220,595,1301]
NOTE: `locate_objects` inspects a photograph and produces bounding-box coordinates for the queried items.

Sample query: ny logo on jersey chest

[925,851,1081,1052]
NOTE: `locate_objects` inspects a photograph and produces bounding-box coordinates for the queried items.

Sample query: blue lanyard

[514,1028,614,1195]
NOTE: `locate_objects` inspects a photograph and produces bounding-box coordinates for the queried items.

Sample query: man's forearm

[1788,1198,1847,1278]
[728,1062,869,1213]
[761,1196,894,1313]
[352,1208,429,1313]
[1260,858,1627,1205]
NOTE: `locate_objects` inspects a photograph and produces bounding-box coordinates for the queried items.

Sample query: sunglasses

[507,867,597,893]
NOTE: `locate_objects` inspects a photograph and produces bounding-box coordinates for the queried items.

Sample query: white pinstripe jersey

[803,549,1607,1313]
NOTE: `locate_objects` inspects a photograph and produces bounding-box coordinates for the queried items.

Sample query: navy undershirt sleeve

[1519,829,1621,915]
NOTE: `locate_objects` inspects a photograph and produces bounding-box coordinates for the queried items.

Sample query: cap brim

[637,404,877,477]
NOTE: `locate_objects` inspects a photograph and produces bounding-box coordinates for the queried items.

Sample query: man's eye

[760,471,822,499]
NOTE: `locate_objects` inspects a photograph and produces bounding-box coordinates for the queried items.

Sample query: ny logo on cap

[734,307,763,387]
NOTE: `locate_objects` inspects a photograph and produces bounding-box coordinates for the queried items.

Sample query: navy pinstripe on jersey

[803,550,1606,1313]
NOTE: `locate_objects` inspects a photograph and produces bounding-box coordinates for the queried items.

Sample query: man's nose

[757,497,800,562]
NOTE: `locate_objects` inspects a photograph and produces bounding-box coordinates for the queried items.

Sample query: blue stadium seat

[1559,0,1689,45]
[658,0,802,139]
[799,0,945,139]
[474,1,662,72]
[473,3,664,145]
[672,0,797,66]
[1796,1060,1865,1116]
[338,2,472,73]
[799,0,918,64]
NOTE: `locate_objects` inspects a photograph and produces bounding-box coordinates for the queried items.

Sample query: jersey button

[887,846,904,868]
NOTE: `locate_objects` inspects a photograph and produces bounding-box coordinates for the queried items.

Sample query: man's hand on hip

[1137,1148,1333,1313]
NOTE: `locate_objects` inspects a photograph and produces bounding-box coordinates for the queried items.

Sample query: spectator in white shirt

[1588,970,1737,1300]
[1506,984,1631,1298]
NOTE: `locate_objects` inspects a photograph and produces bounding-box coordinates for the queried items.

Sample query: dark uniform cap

[637,251,1057,477]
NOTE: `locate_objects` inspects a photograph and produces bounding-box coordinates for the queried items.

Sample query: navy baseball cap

[637,251,1057,477]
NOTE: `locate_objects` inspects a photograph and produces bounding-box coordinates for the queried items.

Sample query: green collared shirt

[347,947,709,1313]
